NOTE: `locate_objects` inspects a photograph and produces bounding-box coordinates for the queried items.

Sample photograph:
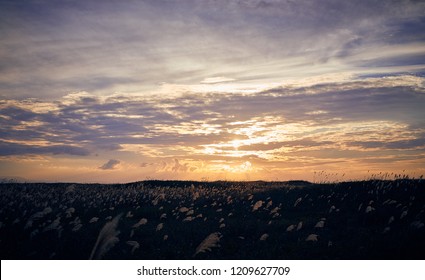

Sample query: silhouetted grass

[0,179,424,259]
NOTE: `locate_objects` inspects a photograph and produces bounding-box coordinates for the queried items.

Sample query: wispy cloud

[99,159,120,170]
[201,77,236,84]
[1,0,424,99]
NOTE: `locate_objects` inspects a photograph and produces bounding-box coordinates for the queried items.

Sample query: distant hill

[284,180,312,186]
[0,176,28,184]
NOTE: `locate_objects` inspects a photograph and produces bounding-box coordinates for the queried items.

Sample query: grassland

[1,179,424,259]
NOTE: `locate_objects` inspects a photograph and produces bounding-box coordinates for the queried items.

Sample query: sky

[1,0,425,183]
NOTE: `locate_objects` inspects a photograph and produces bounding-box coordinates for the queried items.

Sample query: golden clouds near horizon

[1,75,424,182]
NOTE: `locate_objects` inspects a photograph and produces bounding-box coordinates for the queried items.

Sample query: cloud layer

[1,0,424,98]
[1,75,424,181]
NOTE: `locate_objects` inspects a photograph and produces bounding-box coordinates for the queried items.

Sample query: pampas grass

[65,207,75,218]
[89,213,122,260]
[89,217,99,223]
[193,232,222,257]
[126,241,140,254]
[179,207,189,213]
[156,223,163,231]
[4,178,425,260]
[306,234,318,242]
[183,216,194,222]
[72,223,83,232]
[25,207,53,229]
[132,218,147,228]
[315,220,325,228]
[296,221,303,231]
[65,184,76,194]
[252,200,263,211]
[260,233,269,241]
[43,217,61,232]
[365,205,375,213]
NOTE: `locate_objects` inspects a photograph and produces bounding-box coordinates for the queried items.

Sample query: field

[1,179,424,260]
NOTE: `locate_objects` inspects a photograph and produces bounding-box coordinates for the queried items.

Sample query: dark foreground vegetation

[1,179,424,259]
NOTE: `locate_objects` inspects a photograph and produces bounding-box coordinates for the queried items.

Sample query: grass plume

[89,213,123,260]
[193,232,222,257]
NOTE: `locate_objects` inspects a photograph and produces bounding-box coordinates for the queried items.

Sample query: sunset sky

[1,0,425,183]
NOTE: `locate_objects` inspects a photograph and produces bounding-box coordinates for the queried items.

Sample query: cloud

[171,159,189,173]
[1,75,424,163]
[0,141,90,156]
[1,0,425,100]
[201,77,235,84]
[348,138,425,150]
[99,159,120,170]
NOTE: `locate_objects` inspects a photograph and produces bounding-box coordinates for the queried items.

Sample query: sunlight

[218,161,253,173]
[231,140,242,150]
